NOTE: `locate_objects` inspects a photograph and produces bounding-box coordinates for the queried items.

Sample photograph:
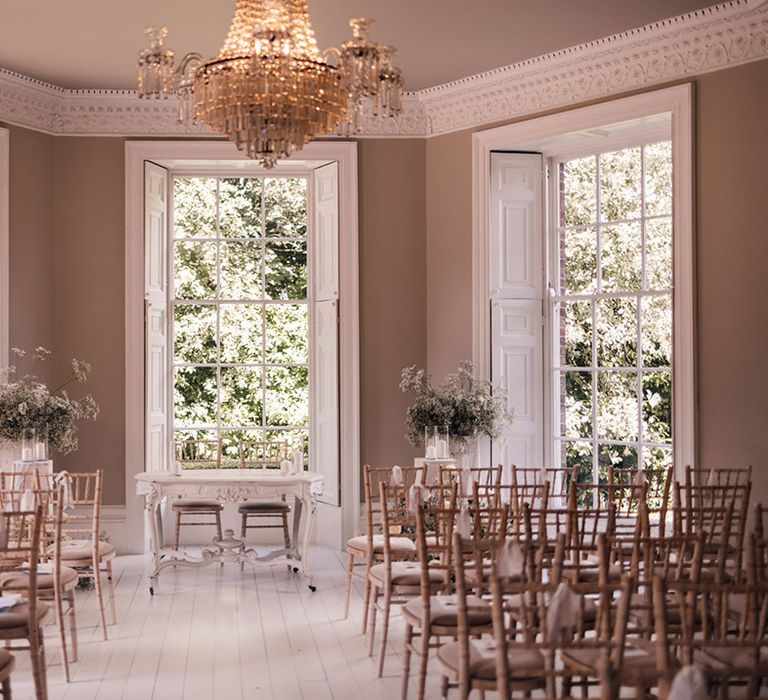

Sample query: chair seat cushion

[346,535,416,554]
[369,561,443,587]
[238,501,290,512]
[402,595,492,628]
[698,646,768,673]
[1,566,78,591]
[171,499,223,511]
[58,540,115,562]
[563,639,666,684]
[437,639,545,682]
[0,601,49,629]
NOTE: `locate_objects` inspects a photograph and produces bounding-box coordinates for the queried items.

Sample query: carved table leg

[299,492,317,591]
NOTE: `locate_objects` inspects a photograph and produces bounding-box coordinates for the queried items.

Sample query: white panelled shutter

[311,163,340,506]
[489,153,544,468]
[144,162,171,473]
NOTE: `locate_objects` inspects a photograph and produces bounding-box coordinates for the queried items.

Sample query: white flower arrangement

[0,347,99,454]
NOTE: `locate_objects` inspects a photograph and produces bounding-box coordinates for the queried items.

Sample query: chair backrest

[685,464,752,487]
[0,506,43,630]
[485,550,631,699]
[174,439,222,469]
[362,465,423,545]
[238,440,288,470]
[438,464,501,495]
[37,470,103,546]
[654,575,768,698]
[512,465,576,504]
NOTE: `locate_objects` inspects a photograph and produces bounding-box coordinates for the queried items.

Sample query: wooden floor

[10,546,451,700]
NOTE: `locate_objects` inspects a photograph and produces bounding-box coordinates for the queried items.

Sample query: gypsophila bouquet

[399,362,511,451]
[0,347,99,454]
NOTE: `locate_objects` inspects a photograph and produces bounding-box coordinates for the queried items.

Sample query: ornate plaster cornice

[419,0,768,135]
[0,0,766,139]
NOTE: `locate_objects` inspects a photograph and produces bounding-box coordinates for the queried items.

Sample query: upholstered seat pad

[563,639,666,683]
[0,601,49,629]
[171,499,223,511]
[238,501,290,512]
[346,535,416,554]
[368,561,443,587]
[402,595,492,628]
[1,566,78,591]
[437,639,545,681]
[698,646,768,672]
[58,540,115,562]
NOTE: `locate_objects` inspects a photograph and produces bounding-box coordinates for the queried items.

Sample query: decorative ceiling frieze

[0,0,766,139]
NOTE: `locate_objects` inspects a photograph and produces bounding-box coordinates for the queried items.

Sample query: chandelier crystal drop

[136,0,404,168]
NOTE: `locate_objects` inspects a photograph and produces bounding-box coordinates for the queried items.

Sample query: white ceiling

[0,0,717,91]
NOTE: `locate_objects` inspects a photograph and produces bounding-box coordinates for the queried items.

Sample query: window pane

[645,217,672,290]
[560,156,596,227]
[600,147,641,222]
[265,304,309,364]
[597,298,637,367]
[265,178,307,237]
[644,142,672,216]
[643,446,672,471]
[563,371,592,438]
[174,241,217,300]
[641,295,672,367]
[598,443,637,473]
[220,367,263,426]
[559,301,592,367]
[174,304,216,363]
[219,304,263,363]
[265,240,308,300]
[597,371,638,441]
[561,227,596,294]
[174,366,217,426]
[219,178,262,238]
[601,223,641,291]
[642,371,672,444]
[173,177,217,239]
[265,366,309,427]
[220,241,263,300]
[562,440,593,485]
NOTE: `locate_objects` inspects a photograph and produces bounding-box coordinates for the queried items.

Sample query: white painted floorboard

[8,547,455,700]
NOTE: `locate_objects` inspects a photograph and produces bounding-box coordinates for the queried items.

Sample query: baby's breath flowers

[0,347,98,454]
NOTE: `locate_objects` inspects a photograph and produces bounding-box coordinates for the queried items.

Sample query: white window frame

[0,127,8,373]
[168,172,312,448]
[473,85,695,474]
[125,141,359,554]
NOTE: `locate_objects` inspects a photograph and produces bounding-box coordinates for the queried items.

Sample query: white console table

[135,469,325,594]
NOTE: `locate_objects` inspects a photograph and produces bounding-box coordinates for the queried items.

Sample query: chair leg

[106,559,117,625]
[215,510,223,541]
[54,586,70,683]
[240,513,247,541]
[1,677,10,700]
[440,674,449,700]
[67,588,78,662]
[401,622,414,700]
[174,511,182,550]
[281,513,291,549]
[361,571,373,634]
[417,627,430,700]
[93,554,109,641]
[377,587,393,677]
[367,585,379,657]
[343,551,355,620]
[29,625,46,700]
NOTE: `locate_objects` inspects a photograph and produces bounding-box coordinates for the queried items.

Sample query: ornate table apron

[135,470,325,594]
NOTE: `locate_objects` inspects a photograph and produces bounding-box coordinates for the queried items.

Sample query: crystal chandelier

[137,0,404,168]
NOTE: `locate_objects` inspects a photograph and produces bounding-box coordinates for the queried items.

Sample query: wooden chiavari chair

[0,506,48,700]
[342,465,423,630]
[237,440,292,548]
[511,465,575,507]
[171,440,223,550]
[685,464,752,488]
[367,479,446,682]
[654,575,768,698]
[38,470,115,641]
[0,484,78,682]
[437,464,501,498]
[457,546,632,700]
[400,486,489,697]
